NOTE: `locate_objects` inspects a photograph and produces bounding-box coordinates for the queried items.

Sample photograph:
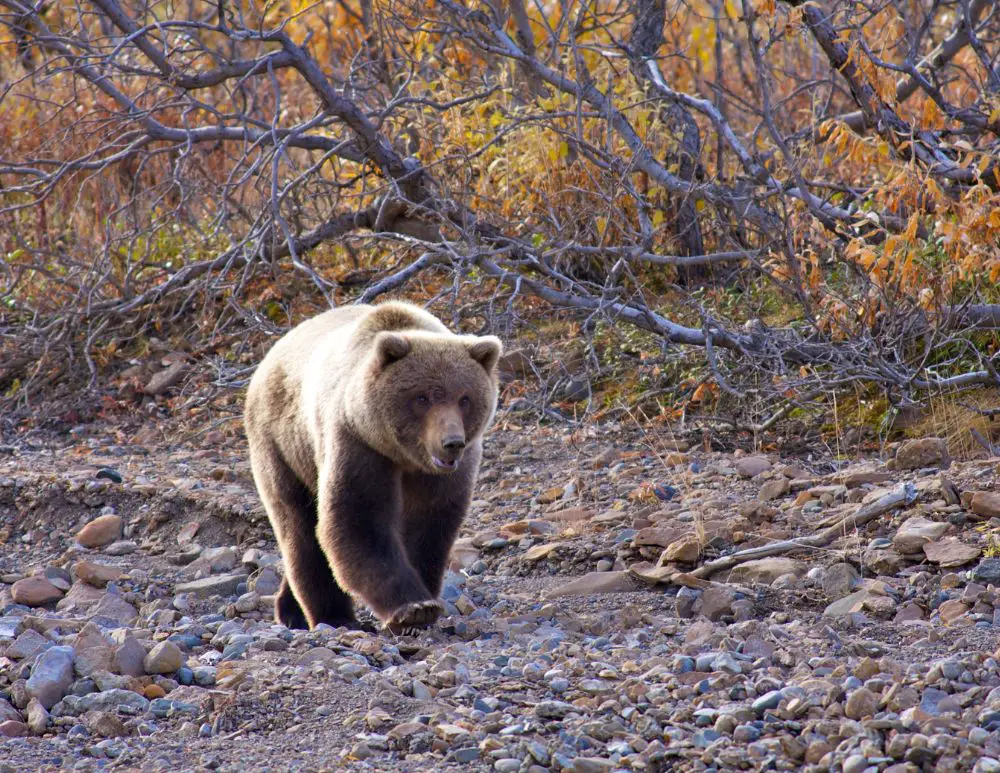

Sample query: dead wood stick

[971,428,999,457]
[689,483,917,579]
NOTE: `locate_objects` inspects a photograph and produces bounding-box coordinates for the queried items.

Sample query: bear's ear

[467,336,502,373]
[375,332,411,368]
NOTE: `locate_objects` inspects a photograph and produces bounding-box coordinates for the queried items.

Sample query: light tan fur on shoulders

[355,301,450,339]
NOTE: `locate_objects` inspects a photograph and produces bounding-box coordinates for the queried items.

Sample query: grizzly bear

[244,301,502,632]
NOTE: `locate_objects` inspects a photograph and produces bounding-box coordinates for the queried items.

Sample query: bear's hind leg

[250,442,357,629]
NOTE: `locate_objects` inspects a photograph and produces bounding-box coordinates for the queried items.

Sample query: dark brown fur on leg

[249,442,357,629]
[401,444,480,597]
[318,433,440,629]
[275,576,309,630]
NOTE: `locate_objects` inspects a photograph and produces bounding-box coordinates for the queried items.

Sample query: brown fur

[244,301,502,631]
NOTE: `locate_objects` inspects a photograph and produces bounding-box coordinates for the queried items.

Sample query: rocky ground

[2,413,1000,772]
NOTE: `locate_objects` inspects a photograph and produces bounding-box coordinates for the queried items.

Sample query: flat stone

[736,457,772,478]
[522,542,565,561]
[11,576,64,606]
[715,557,806,585]
[56,581,106,611]
[545,571,636,599]
[543,508,593,522]
[568,758,615,773]
[759,478,790,502]
[184,546,239,577]
[824,590,871,618]
[633,527,685,548]
[0,699,22,723]
[7,629,52,660]
[26,645,75,709]
[174,573,247,598]
[833,468,893,487]
[89,593,138,625]
[52,689,150,717]
[894,602,924,622]
[72,561,123,588]
[923,538,980,568]
[104,540,138,555]
[535,700,576,719]
[296,647,339,666]
[144,641,184,674]
[537,486,564,504]
[893,517,948,554]
[75,515,124,548]
[0,720,29,737]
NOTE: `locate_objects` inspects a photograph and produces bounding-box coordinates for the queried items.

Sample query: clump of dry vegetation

[1,0,998,443]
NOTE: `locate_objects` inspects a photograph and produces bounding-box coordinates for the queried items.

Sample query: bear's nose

[442,435,466,452]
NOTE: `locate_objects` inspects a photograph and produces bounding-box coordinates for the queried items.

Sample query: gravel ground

[2,420,1000,772]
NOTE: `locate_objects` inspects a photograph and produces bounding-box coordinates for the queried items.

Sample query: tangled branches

[0,0,998,424]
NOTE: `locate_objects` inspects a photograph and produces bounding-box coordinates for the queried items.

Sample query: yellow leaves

[547,141,570,164]
[921,98,944,130]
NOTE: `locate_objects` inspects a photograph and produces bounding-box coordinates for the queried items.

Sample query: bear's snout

[427,408,467,471]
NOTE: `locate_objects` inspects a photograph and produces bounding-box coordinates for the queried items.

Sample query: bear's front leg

[317,445,443,633]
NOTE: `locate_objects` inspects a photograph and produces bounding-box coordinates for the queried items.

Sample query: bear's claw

[385,599,444,634]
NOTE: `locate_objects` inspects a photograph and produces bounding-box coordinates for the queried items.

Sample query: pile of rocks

[0,428,999,771]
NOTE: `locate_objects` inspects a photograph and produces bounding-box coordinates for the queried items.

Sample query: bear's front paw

[385,599,444,635]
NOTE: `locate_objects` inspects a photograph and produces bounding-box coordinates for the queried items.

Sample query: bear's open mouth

[431,455,458,470]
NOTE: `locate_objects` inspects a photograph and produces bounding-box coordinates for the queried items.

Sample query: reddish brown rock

[11,576,63,607]
[72,561,123,588]
[970,491,1000,519]
[75,515,123,548]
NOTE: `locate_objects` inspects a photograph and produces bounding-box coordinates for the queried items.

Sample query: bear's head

[361,330,502,474]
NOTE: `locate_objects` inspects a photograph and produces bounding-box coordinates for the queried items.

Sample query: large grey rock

[822,563,860,600]
[26,645,75,710]
[174,573,247,599]
[893,517,948,554]
[51,688,150,717]
[113,636,147,677]
[6,629,52,661]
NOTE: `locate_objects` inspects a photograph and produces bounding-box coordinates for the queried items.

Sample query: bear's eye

[459,396,471,410]
[414,395,430,407]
